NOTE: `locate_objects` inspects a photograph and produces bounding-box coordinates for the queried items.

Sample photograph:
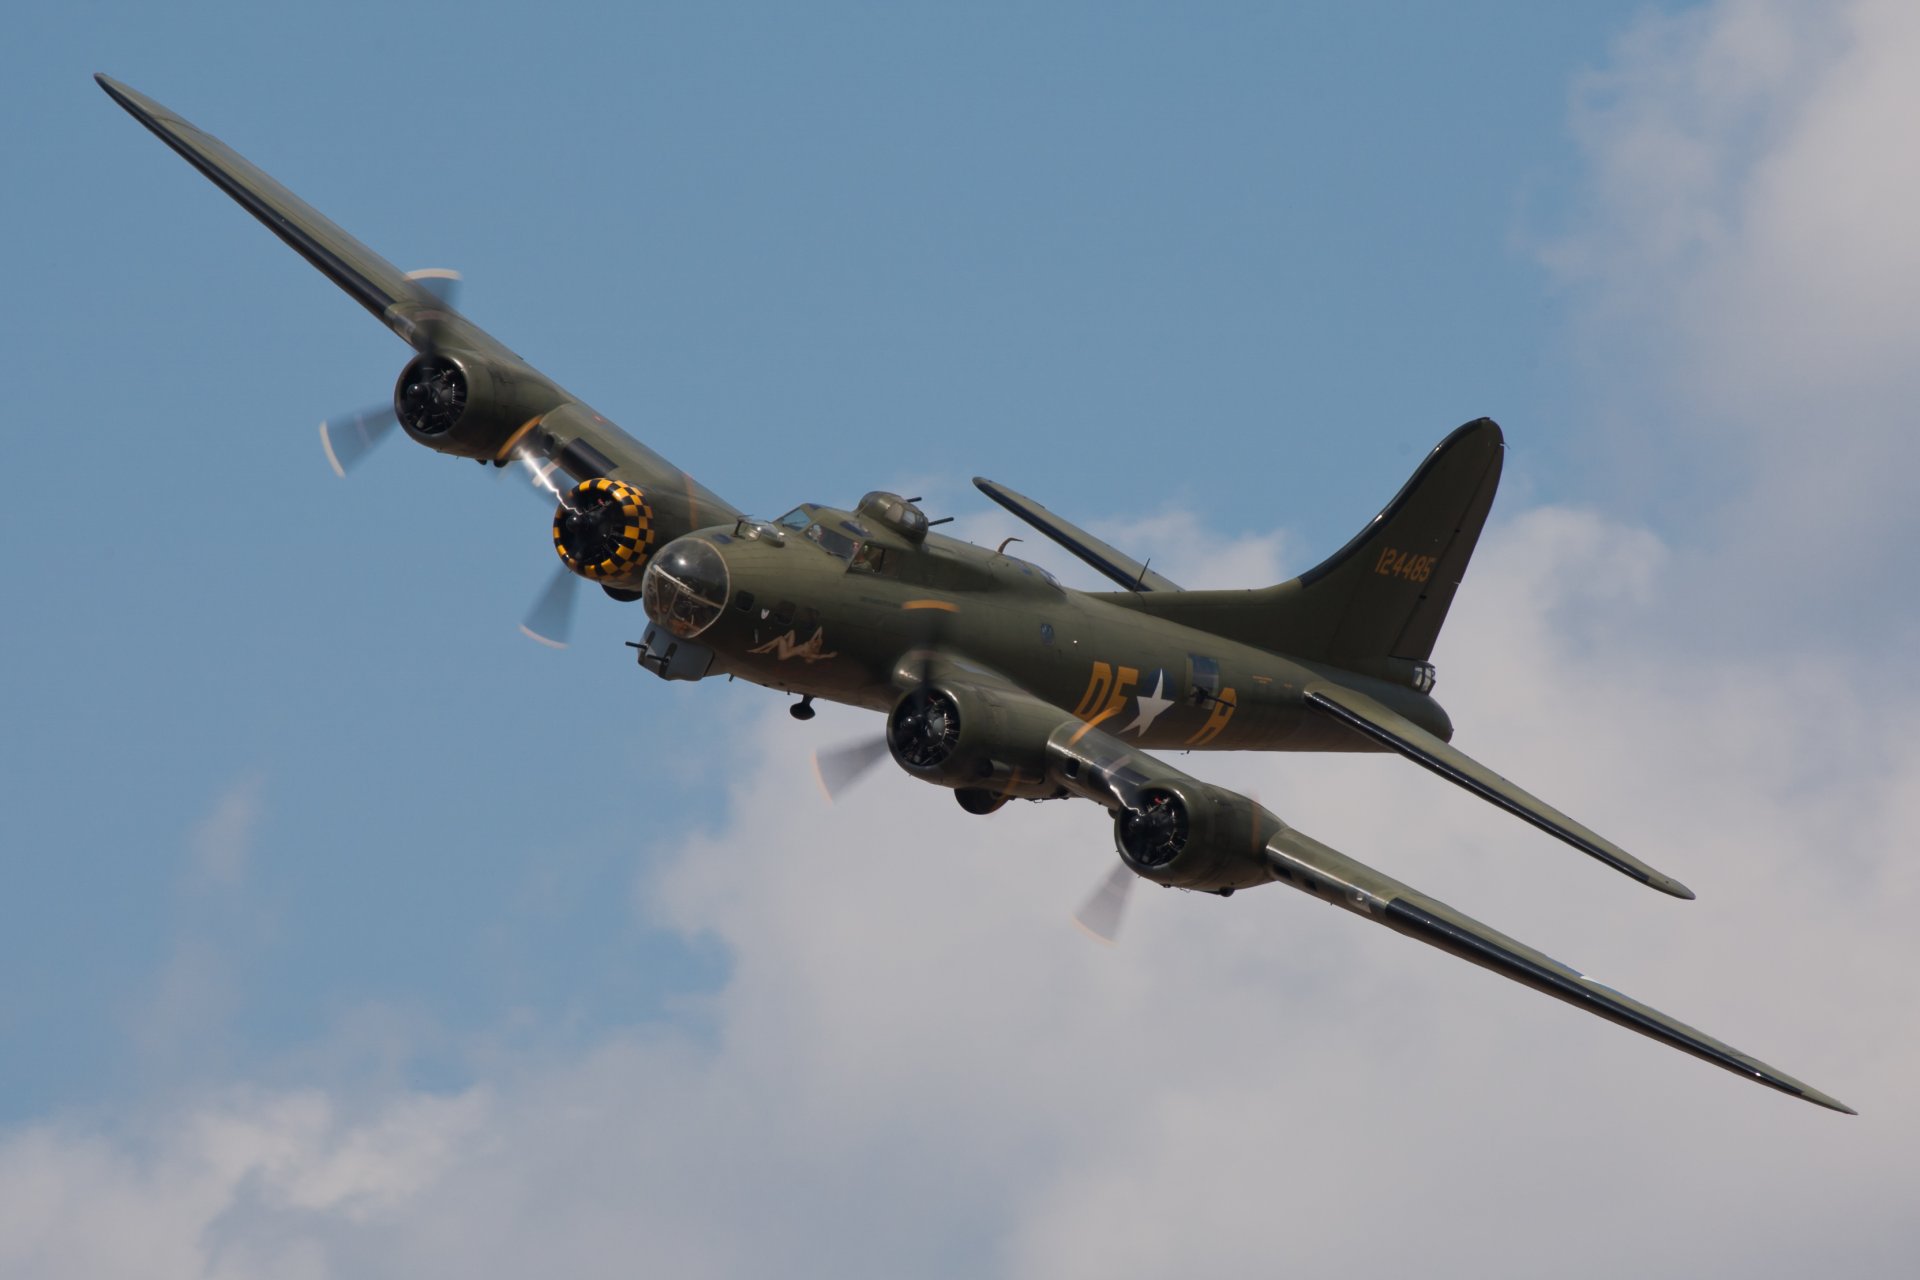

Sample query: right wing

[96,75,738,534]
[1262,817,1854,1114]
[893,655,1847,1111]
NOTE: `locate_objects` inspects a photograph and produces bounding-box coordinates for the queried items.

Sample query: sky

[2,1,1917,1275]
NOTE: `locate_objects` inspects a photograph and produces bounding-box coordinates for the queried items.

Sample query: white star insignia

[1122,670,1175,737]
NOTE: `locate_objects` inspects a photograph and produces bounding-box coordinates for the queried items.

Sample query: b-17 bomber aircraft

[97,74,1853,1114]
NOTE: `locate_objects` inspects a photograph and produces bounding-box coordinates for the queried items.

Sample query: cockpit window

[774,507,812,532]
[850,543,887,575]
[805,522,858,561]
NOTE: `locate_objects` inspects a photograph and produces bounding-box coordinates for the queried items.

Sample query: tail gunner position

[98,74,1852,1114]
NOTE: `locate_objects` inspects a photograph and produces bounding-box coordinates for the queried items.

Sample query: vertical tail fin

[1104,419,1502,684]
[1275,417,1503,672]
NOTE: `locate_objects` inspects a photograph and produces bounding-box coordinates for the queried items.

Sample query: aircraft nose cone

[641,536,731,638]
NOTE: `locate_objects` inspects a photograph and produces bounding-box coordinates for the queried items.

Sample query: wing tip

[1655,875,1696,901]
[1801,1088,1857,1116]
[94,74,144,115]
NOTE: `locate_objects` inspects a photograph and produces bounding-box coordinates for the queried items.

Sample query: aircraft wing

[973,477,1183,592]
[96,75,737,527]
[1261,817,1854,1113]
[1305,681,1694,900]
[871,653,1846,1110]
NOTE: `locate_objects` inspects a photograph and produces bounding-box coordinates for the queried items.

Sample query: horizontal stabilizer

[1305,683,1693,899]
[974,477,1182,592]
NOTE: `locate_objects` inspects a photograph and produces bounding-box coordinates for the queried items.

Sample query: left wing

[96,75,738,536]
[902,658,1848,1112]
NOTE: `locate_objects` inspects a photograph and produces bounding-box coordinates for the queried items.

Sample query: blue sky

[3,3,1917,1276]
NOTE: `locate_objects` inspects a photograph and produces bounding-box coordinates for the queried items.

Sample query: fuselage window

[1187,654,1222,705]
[806,523,858,561]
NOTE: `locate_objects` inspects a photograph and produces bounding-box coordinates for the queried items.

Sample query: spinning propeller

[1072,863,1135,946]
[314,268,591,647]
[811,625,951,802]
[317,269,463,477]
[810,628,1161,945]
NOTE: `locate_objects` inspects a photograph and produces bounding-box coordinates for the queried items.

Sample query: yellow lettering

[1373,547,1438,583]
[1185,687,1238,747]
[1073,662,1113,719]
[1101,666,1139,722]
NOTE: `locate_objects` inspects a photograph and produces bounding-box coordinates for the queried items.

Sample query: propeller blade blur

[813,736,891,802]
[519,563,579,648]
[404,267,461,308]
[508,443,571,506]
[1073,861,1136,945]
[318,405,398,477]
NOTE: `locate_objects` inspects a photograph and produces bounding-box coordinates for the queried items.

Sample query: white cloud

[130,776,274,1080]
[1550,0,1920,600]
[188,774,265,890]
[0,1091,485,1280]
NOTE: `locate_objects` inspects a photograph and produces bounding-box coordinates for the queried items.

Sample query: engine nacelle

[552,478,658,589]
[393,352,561,461]
[885,681,1066,800]
[1109,778,1282,893]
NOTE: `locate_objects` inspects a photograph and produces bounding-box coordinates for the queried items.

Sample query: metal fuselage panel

[682,514,1452,751]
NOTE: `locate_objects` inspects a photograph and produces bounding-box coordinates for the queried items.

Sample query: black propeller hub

[394,354,469,435]
[888,689,961,771]
[558,492,629,564]
[551,478,656,584]
[1116,788,1189,869]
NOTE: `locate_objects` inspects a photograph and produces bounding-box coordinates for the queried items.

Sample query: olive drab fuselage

[640,496,1453,753]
